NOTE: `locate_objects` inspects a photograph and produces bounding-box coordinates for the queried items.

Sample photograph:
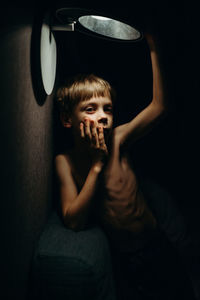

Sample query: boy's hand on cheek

[80,118,108,166]
[84,118,92,140]
[97,126,108,154]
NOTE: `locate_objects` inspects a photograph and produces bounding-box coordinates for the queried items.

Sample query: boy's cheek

[82,117,95,125]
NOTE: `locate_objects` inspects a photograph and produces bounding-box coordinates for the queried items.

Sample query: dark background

[0,0,199,299]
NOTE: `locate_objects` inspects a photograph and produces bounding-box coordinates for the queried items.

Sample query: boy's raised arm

[116,33,168,147]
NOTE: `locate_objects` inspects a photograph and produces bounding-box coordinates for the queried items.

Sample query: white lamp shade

[40,22,57,95]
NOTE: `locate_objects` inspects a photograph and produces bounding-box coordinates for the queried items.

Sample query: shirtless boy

[55,34,196,299]
[55,34,165,231]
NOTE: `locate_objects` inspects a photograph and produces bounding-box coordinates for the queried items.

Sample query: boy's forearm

[63,162,103,230]
[148,36,167,110]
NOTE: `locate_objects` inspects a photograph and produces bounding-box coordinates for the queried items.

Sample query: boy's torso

[102,150,156,233]
[66,132,156,234]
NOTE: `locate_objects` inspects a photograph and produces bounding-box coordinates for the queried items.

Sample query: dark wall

[0,5,54,299]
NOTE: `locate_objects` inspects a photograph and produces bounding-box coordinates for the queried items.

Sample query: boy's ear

[60,112,72,128]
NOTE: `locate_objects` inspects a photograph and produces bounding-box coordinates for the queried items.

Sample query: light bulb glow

[90,15,111,21]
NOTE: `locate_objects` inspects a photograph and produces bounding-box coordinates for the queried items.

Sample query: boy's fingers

[98,127,108,154]
[91,121,99,148]
[98,126,106,148]
[80,122,85,138]
[84,118,92,139]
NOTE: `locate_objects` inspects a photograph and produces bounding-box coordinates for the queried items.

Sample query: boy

[55,34,165,232]
[55,35,196,299]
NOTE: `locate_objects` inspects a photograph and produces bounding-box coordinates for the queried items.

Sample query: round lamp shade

[40,20,57,95]
[78,15,141,41]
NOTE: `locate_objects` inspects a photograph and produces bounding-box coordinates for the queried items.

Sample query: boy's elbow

[151,101,168,120]
[67,224,83,232]
[152,94,168,114]
[62,214,85,232]
[67,223,85,232]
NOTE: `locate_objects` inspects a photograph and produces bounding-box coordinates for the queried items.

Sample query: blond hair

[56,74,115,114]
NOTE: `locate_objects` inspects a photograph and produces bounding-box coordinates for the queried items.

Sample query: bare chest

[102,154,156,232]
[104,155,138,198]
[103,155,140,220]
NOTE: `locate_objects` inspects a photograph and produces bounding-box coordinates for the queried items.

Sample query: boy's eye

[105,106,113,113]
[85,107,95,112]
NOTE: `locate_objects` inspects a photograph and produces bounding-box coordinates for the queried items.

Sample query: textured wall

[0,6,54,299]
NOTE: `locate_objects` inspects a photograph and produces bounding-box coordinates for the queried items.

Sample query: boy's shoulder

[55,152,72,172]
[55,149,72,160]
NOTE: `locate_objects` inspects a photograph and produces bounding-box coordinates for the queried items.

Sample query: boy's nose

[98,117,108,126]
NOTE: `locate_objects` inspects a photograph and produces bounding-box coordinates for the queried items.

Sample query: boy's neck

[71,137,92,166]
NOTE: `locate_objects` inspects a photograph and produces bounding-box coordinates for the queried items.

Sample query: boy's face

[70,96,113,135]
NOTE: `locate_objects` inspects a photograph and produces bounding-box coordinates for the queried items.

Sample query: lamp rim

[55,7,143,42]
